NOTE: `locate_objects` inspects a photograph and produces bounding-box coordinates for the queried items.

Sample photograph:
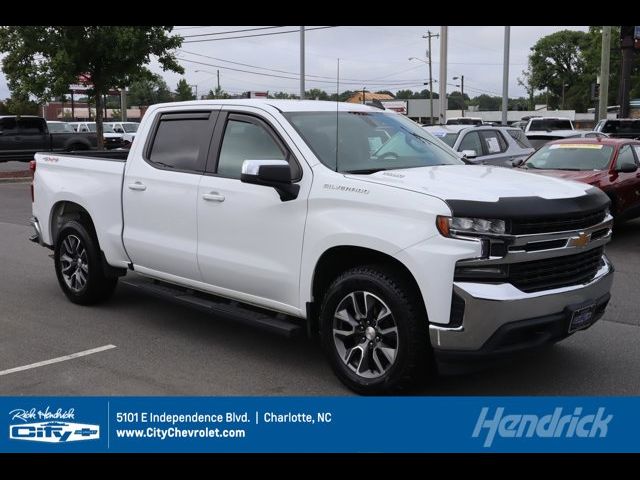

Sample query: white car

[105,121,139,146]
[68,122,124,149]
[30,100,614,394]
[424,125,535,167]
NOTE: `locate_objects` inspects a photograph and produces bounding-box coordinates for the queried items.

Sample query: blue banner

[0,397,638,453]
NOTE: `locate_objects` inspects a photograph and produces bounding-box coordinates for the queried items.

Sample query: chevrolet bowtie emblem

[569,232,590,247]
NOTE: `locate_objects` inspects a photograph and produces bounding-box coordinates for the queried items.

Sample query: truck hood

[346,165,593,203]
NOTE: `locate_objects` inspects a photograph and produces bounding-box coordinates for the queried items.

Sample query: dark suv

[594,118,640,139]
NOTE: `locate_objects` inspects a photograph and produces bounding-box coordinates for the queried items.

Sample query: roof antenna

[335,58,340,173]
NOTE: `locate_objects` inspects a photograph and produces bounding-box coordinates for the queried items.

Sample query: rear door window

[17,118,45,134]
[479,130,507,155]
[0,117,17,134]
[507,129,533,148]
[147,111,216,173]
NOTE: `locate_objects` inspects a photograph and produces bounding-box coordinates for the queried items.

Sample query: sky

[0,26,589,101]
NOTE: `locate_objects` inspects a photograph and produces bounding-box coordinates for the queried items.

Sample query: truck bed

[32,150,131,269]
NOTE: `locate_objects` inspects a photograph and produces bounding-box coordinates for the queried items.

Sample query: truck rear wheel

[54,220,117,305]
[319,265,432,394]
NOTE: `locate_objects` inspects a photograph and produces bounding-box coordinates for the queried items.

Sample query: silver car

[424,125,535,167]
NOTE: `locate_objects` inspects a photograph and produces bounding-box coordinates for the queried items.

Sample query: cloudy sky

[0,26,588,100]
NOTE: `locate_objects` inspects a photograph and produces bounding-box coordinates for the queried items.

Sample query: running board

[121,277,303,338]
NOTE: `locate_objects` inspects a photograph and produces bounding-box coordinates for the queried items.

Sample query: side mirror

[461,149,477,159]
[512,158,525,167]
[240,159,299,201]
[618,163,638,173]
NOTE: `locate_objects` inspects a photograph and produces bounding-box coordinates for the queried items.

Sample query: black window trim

[143,110,219,175]
[205,111,303,182]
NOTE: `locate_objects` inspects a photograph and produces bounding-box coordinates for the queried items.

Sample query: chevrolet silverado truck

[29,100,614,394]
[0,116,96,162]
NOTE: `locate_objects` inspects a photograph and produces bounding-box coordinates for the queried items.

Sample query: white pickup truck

[30,100,614,394]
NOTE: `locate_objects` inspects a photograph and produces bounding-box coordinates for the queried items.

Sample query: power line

[182,26,284,39]
[178,57,443,86]
[180,50,431,83]
[183,26,337,43]
[173,26,208,31]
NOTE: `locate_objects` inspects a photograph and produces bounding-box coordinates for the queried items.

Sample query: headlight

[436,215,506,237]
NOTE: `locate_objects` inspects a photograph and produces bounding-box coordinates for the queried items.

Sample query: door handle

[202,192,225,202]
[128,182,147,191]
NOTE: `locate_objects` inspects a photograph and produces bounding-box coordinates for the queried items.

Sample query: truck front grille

[508,247,604,293]
[509,209,607,235]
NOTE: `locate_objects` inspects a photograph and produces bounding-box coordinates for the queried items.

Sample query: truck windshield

[123,123,139,133]
[284,111,462,173]
[525,143,614,170]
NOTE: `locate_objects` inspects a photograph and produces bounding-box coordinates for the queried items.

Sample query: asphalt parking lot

[1,181,639,395]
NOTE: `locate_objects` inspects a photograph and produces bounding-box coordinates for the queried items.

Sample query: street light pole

[561,82,567,109]
[454,75,465,117]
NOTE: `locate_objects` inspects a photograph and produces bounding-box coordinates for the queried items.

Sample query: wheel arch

[307,245,426,336]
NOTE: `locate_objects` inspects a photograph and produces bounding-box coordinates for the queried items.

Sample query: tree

[468,94,502,111]
[205,86,230,99]
[175,78,195,101]
[128,73,173,106]
[517,68,536,110]
[306,88,329,100]
[374,90,394,97]
[528,30,589,111]
[0,26,183,149]
[447,91,469,110]
[3,91,40,116]
[394,89,414,99]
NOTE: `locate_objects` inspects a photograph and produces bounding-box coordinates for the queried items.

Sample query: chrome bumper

[429,254,614,352]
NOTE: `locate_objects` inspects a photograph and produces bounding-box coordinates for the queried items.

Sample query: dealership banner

[1,397,638,453]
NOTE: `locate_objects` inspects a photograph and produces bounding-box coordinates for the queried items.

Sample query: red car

[521,137,640,222]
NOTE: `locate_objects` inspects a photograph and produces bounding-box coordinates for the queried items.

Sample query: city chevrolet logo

[568,232,591,248]
[10,421,100,443]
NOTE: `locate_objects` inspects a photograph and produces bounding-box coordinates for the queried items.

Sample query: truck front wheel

[319,265,432,394]
[54,220,117,305]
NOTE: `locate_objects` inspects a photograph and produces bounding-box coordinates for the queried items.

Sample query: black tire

[54,220,117,305]
[319,264,432,394]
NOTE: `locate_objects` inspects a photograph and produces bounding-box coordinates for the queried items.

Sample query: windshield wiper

[343,168,388,174]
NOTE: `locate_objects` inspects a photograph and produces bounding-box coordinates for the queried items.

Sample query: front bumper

[430,254,614,357]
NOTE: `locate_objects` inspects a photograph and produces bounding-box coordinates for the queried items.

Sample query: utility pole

[423,30,439,125]
[598,26,611,121]
[300,26,305,100]
[438,26,448,124]
[120,88,127,122]
[618,26,634,118]
[362,87,366,104]
[501,26,510,126]
[217,70,220,90]
[459,75,465,117]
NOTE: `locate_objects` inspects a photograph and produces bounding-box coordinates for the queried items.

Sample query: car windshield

[525,143,614,170]
[102,124,115,133]
[428,130,459,147]
[284,111,462,173]
[48,122,74,133]
[123,123,138,133]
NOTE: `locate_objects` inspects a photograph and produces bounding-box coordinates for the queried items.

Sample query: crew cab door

[122,109,220,280]
[196,109,309,312]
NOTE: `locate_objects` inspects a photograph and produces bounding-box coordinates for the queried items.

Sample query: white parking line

[0,345,117,377]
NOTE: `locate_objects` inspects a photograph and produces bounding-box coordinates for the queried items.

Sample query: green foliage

[306,88,330,100]
[175,78,195,101]
[3,92,40,116]
[468,94,502,111]
[527,27,640,112]
[0,26,183,148]
[128,73,174,106]
[395,89,437,99]
[447,91,469,110]
[374,90,394,97]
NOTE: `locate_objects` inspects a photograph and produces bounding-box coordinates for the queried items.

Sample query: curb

[0,177,31,184]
